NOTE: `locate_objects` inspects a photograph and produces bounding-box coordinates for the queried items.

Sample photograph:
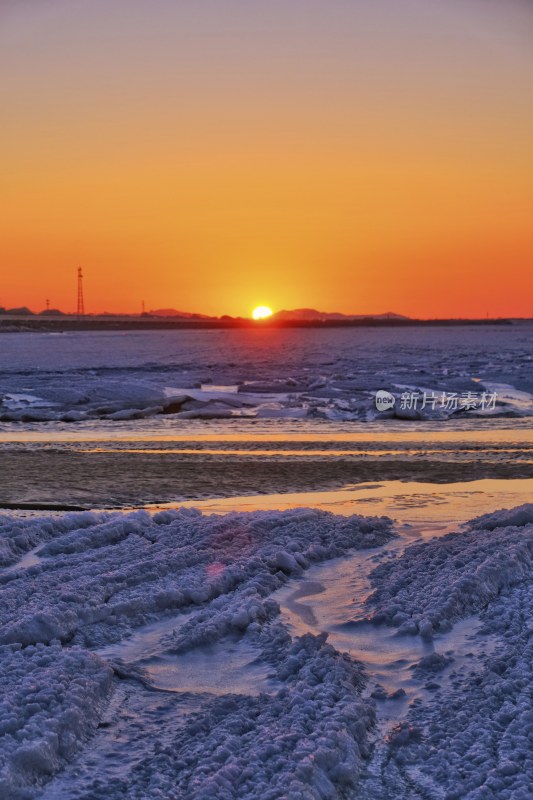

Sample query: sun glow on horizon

[1,2,532,317]
[252,305,273,320]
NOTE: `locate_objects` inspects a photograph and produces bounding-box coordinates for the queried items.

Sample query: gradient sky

[1,0,532,317]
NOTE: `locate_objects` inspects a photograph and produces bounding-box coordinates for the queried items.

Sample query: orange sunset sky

[1,0,532,318]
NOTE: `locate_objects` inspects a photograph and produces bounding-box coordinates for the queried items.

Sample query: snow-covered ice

[367,509,533,637]
[356,504,533,799]
[0,507,392,798]
[2,502,533,798]
[0,643,112,799]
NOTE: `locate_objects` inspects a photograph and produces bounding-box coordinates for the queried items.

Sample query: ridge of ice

[368,521,533,637]
[465,502,533,531]
[0,508,393,798]
[357,513,533,799]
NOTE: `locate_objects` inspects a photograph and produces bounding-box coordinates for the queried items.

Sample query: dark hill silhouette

[271,308,409,321]
[149,308,211,319]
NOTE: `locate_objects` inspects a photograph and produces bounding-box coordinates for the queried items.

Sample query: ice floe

[1,327,532,425]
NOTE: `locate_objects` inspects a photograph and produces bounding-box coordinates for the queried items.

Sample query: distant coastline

[0,314,520,332]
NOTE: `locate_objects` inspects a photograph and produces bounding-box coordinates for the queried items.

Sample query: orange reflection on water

[2,428,533,444]
[165,478,533,528]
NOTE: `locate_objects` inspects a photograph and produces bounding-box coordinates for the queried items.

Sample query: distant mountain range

[271,308,410,321]
[0,306,409,320]
[148,308,211,319]
[149,307,410,321]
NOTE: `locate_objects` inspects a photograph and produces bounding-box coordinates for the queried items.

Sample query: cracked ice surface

[0,507,393,798]
[1,327,532,425]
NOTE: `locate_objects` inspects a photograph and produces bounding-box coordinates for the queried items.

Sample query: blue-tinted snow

[2,504,533,797]
[0,507,392,798]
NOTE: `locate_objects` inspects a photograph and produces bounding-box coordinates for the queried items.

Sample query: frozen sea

[1,326,532,799]
[0,324,532,427]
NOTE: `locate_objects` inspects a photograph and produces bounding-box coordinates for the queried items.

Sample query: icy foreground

[1,505,533,799]
[0,508,392,798]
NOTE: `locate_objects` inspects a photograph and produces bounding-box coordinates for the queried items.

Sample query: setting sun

[252,306,273,320]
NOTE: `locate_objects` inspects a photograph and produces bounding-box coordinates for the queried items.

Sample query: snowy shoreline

[1,499,533,798]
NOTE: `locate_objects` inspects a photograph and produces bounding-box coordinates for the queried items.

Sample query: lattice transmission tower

[77,267,85,316]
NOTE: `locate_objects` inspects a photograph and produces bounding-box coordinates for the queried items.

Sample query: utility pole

[77,267,85,317]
